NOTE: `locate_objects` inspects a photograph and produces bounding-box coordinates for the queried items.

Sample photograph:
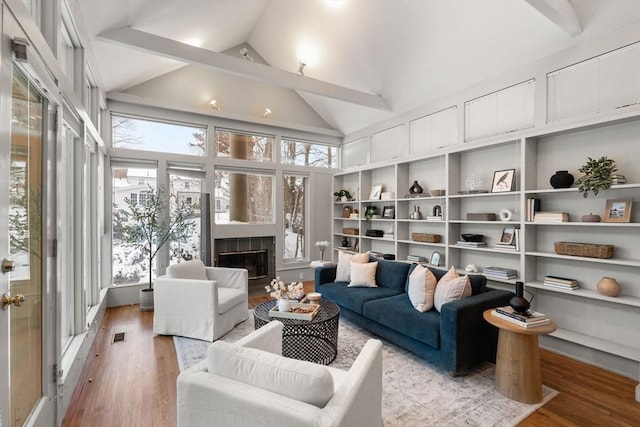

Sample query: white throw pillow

[407,264,438,312]
[335,250,369,282]
[434,266,471,312]
[207,340,334,408]
[348,261,378,287]
[166,259,207,280]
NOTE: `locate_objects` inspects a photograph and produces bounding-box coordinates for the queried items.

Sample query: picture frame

[604,199,632,223]
[491,169,516,193]
[382,205,395,219]
[429,251,441,266]
[499,227,515,244]
[369,185,382,200]
[342,205,352,218]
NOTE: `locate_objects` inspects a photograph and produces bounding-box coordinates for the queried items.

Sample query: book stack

[526,198,541,222]
[483,267,517,281]
[494,229,520,252]
[534,211,569,222]
[382,232,395,240]
[455,240,487,248]
[426,216,444,221]
[492,306,551,328]
[543,275,579,291]
[407,254,426,263]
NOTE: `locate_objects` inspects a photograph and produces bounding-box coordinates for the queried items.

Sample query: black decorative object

[510,281,530,314]
[341,237,349,247]
[550,170,574,189]
[461,233,483,242]
[409,180,423,194]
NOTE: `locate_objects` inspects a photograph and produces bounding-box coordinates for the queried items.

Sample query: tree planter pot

[139,288,154,312]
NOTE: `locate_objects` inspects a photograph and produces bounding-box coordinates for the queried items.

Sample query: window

[169,168,204,264]
[112,166,157,285]
[281,139,337,168]
[138,191,148,205]
[112,114,206,156]
[129,193,138,205]
[215,129,273,162]
[58,13,78,87]
[283,174,306,260]
[214,170,273,224]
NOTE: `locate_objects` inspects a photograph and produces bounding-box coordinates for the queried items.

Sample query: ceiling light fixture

[240,47,254,62]
[263,108,272,118]
[298,62,306,76]
[209,99,220,110]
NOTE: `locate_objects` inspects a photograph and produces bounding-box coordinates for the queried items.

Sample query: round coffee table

[254,299,340,365]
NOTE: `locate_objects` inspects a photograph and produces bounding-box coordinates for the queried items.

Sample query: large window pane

[112,167,157,285]
[112,114,206,156]
[214,170,273,224]
[283,174,306,260]
[215,130,273,162]
[169,172,203,263]
[281,139,337,168]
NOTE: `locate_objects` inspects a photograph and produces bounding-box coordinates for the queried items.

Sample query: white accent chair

[177,321,383,427]
[153,260,248,341]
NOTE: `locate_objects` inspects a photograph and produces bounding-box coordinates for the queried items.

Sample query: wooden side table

[483,309,557,404]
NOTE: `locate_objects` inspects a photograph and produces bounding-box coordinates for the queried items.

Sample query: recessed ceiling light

[324,0,345,10]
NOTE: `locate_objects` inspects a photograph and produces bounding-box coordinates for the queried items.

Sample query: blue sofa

[315,258,514,375]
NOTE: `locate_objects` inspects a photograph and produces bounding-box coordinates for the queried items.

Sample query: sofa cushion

[363,293,441,349]
[428,267,486,295]
[407,264,437,312]
[217,287,245,314]
[166,259,207,280]
[336,250,369,282]
[374,258,411,291]
[317,281,402,315]
[208,340,334,408]
[348,261,378,287]
[434,267,472,312]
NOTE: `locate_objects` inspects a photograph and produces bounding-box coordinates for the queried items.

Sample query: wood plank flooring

[63,286,640,426]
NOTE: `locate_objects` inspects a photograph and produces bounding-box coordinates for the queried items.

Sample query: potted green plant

[333,189,352,201]
[576,156,617,198]
[121,185,196,311]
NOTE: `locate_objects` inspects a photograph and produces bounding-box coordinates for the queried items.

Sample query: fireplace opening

[218,249,268,281]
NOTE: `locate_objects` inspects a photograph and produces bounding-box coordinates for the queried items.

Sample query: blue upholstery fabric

[317,281,402,315]
[363,294,440,348]
[373,258,411,290]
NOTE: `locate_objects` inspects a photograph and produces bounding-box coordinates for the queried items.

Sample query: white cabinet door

[371,125,407,163]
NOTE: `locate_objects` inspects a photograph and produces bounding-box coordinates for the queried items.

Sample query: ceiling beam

[99,26,390,111]
[524,0,582,37]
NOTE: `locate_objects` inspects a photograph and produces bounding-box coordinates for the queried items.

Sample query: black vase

[510,281,530,314]
[550,170,574,189]
[409,180,423,194]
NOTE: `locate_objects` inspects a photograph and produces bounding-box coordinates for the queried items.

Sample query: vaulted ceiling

[77,0,640,135]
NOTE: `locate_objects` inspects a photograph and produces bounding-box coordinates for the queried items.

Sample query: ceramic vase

[409,180,423,194]
[550,170,574,189]
[278,298,291,312]
[509,281,530,313]
[596,277,621,297]
[409,206,422,220]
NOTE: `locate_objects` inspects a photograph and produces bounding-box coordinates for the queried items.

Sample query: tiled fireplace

[214,236,275,295]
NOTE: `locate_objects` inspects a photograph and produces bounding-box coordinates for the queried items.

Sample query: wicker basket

[554,242,614,259]
[411,233,441,243]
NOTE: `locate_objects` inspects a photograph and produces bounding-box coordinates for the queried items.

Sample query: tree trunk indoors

[62,282,640,426]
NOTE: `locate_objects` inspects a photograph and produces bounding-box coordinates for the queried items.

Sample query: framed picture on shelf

[369,185,382,200]
[342,205,352,218]
[604,199,632,223]
[382,206,395,219]
[430,251,441,266]
[499,227,515,244]
[490,169,516,193]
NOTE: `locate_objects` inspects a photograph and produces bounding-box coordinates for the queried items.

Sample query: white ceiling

[76,0,640,135]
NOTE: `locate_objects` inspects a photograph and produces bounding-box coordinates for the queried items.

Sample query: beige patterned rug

[174,312,557,426]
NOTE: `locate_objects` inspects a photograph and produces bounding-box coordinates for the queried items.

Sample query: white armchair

[153,260,248,341]
[177,321,383,427]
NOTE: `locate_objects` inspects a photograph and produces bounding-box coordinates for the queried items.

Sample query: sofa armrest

[232,321,283,355]
[315,265,337,290]
[205,267,248,292]
[439,289,514,374]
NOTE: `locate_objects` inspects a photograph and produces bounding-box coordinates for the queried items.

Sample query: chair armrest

[439,289,514,373]
[315,265,337,290]
[205,267,248,292]
[228,321,283,355]
[320,339,383,427]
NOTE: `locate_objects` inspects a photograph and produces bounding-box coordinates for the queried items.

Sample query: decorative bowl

[429,189,446,197]
[306,292,322,302]
[461,233,483,242]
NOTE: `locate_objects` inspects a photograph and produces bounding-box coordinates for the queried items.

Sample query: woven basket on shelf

[411,233,441,243]
[554,242,614,259]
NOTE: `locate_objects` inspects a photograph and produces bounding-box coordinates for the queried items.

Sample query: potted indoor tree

[121,185,196,311]
[576,156,618,198]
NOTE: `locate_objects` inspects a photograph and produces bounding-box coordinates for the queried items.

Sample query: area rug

[174,312,558,426]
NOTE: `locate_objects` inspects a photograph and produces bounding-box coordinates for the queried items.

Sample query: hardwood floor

[63,287,640,426]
